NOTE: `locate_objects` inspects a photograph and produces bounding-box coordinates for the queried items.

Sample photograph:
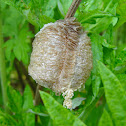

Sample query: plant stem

[14,59,25,93]
[65,0,82,19]
[16,59,36,94]
[0,2,8,112]
[34,85,43,124]
[34,85,43,106]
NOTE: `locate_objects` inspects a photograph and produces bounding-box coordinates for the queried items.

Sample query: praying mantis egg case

[28,17,93,109]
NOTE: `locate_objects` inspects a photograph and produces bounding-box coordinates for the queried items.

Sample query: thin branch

[14,59,25,93]
[34,85,43,124]
[34,85,43,106]
[65,0,82,19]
[16,59,36,94]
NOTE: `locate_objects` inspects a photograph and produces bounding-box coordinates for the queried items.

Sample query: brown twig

[34,85,43,106]
[18,60,36,94]
[65,0,82,19]
[34,0,82,106]
[14,59,25,93]
[34,85,43,124]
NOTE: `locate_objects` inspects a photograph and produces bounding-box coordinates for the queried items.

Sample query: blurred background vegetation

[0,0,126,126]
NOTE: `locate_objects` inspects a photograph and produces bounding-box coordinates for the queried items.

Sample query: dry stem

[65,0,82,19]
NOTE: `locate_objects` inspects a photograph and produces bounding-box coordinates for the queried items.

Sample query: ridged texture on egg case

[28,17,93,109]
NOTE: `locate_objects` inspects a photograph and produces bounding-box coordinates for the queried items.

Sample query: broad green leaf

[2,6,24,37]
[41,0,57,18]
[39,116,54,126]
[53,5,64,20]
[102,25,115,48]
[39,15,56,27]
[101,39,115,48]
[90,34,103,96]
[78,10,113,24]
[98,109,113,126]
[13,26,32,64]
[22,85,35,126]
[102,25,115,70]
[83,0,119,15]
[84,103,105,126]
[116,0,126,28]
[103,24,113,44]
[82,0,103,11]
[98,61,126,125]
[89,17,115,33]
[117,74,126,91]
[6,86,24,126]
[0,110,18,126]
[1,0,39,26]
[115,48,126,66]
[3,39,15,60]
[114,65,126,74]
[79,88,104,121]
[1,0,56,27]
[2,5,32,64]
[23,112,35,126]
[13,42,22,61]
[7,86,23,113]
[58,0,72,16]
[78,0,118,32]
[114,48,126,74]
[40,91,86,126]
[23,85,33,110]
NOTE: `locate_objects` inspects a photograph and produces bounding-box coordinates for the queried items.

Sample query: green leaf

[98,61,126,125]
[117,74,126,91]
[84,103,105,126]
[13,26,32,64]
[39,15,56,27]
[72,97,86,109]
[23,112,35,126]
[27,105,49,118]
[90,34,103,96]
[115,48,126,66]
[114,48,126,74]
[3,39,15,60]
[79,88,104,121]
[116,0,126,28]
[78,10,113,24]
[41,0,57,18]
[58,0,72,16]
[98,109,113,126]
[102,25,115,70]
[101,39,115,48]
[78,0,118,32]
[27,109,48,117]
[13,42,22,61]
[23,85,33,110]
[40,91,86,126]
[1,0,56,27]
[7,86,23,113]
[22,85,35,126]
[0,109,18,126]
[114,65,126,74]
[2,5,32,64]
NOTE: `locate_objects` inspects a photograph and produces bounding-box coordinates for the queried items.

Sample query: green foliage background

[0,0,126,126]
